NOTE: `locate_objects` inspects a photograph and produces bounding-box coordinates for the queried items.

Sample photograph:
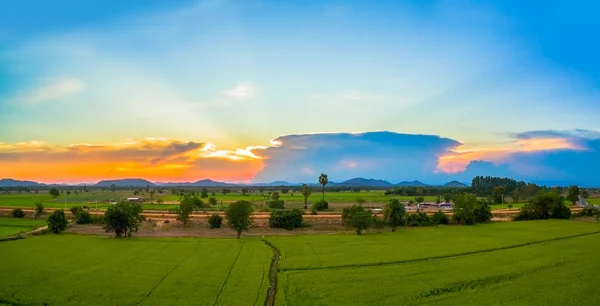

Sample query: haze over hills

[0,177,470,188]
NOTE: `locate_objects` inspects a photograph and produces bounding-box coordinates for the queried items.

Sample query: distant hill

[95,179,155,187]
[443,180,469,188]
[159,179,237,187]
[0,178,45,187]
[252,181,297,186]
[397,180,428,187]
[338,178,394,187]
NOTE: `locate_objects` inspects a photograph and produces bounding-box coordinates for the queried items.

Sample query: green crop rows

[1,220,599,305]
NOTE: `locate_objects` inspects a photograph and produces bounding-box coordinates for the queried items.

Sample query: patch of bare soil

[66,219,355,238]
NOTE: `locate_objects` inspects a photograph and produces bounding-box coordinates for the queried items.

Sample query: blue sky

[0,0,599,185]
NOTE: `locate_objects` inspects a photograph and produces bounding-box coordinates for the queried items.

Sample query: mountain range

[0,178,469,188]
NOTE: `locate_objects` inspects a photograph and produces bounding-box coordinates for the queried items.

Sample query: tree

[200,188,209,199]
[511,189,521,203]
[49,188,60,198]
[384,199,405,232]
[110,184,117,193]
[582,190,590,199]
[208,214,223,229]
[492,186,505,204]
[342,205,372,235]
[104,202,144,238]
[47,210,68,234]
[415,196,425,204]
[302,184,311,210]
[241,187,249,196]
[318,174,328,202]
[209,197,218,206]
[34,203,44,219]
[280,187,289,194]
[175,198,195,227]
[515,192,571,221]
[452,194,491,225]
[271,192,280,201]
[566,185,580,205]
[226,200,254,239]
[443,194,452,203]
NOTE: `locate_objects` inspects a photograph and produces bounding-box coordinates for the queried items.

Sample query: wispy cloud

[19,77,84,105]
[222,82,255,100]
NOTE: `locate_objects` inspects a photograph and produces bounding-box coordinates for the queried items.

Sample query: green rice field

[1,220,599,305]
[0,217,46,237]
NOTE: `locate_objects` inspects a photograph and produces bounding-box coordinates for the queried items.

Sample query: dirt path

[262,240,281,306]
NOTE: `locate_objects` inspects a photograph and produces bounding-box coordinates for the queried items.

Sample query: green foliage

[383,199,406,232]
[208,214,222,229]
[208,197,218,206]
[47,210,68,234]
[452,194,492,225]
[180,194,206,209]
[49,188,60,197]
[515,192,571,221]
[415,196,425,203]
[356,197,366,205]
[70,206,83,217]
[371,215,387,232]
[75,210,93,225]
[342,205,373,235]
[269,209,303,230]
[406,211,430,227]
[312,199,329,211]
[267,200,285,209]
[492,186,505,204]
[174,199,195,227]
[318,173,328,201]
[431,210,449,225]
[566,185,580,204]
[581,190,590,199]
[34,203,44,219]
[103,202,144,238]
[200,188,208,198]
[579,206,599,217]
[225,200,254,238]
[302,184,312,210]
[11,208,25,218]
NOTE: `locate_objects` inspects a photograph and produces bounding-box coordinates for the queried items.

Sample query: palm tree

[318,174,328,202]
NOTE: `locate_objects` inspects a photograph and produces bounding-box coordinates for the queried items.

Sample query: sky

[1,0,599,186]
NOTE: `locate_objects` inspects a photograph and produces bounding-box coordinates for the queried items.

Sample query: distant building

[126,197,142,203]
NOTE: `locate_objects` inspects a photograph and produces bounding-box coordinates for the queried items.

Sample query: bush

[70,206,83,217]
[384,199,406,232]
[208,214,223,229]
[269,209,303,230]
[580,206,600,217]
[473,199,493,223]
[91,215,104,225]
[34,203,44,218]
[452,194,491,225]
[312,200,329,211]
[267,200,285,209]
[371,215,386,232]
[406,212,430,227]
[11,208,25,218]
[342,205,372,235]
[431,210,449,225]
[310,210,318,215]
[514,192,571,221]
[47,210,68,234]
[75,210,93,224]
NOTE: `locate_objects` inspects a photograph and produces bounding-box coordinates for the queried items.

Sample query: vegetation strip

[262,239,281,306]
[212,242,245,306]
[279,230,600,272]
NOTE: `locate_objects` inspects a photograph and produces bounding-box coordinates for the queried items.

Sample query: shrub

[269,209,303,230]
[208,197,218,206]
[47,210,68,234]
[34,203,44,218]
[580,206,599,217]
[70,206,83,217]
[208,214,223,229]
[310,210,318,215]
[514,192,571,221]
[75,210,93,224]
[11,208,25,218]
[174,200,194,227]
[267,200,285,209]
[104,202,144,238]
[342,205,372,235]
[312,200,329,211]
[473,199,493,223]
[91,215,104,225]
[431,210,449,225]
[452,194,491,225]
[406,212,430,227]
[371,215,386,232]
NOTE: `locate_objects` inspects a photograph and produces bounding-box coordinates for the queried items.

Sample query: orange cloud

[0,138,264,183]
[437,137,585,173]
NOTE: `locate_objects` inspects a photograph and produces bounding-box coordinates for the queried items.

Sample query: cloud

[251,131,461,183]
[222,82,255,100]
[0,138,262,183]
[19,77,84,105]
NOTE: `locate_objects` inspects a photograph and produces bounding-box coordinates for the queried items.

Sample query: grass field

[1,220,599,305]
[0,217,46,237]
[0,236,271,305]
